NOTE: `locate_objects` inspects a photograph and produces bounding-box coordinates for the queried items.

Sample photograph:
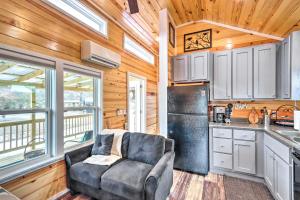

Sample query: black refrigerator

[167,85,209,175]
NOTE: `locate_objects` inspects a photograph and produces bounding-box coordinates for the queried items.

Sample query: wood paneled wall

[176,21,277,55]
[0,0,159,198]
[1,161,66,200]
[0,0,158,133]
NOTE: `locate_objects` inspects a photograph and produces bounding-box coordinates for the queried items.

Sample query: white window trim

[44,0,108,38]
[124,35,155,65]
[0,43,104,183]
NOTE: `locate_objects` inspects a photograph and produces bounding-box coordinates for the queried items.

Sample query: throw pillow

[91,134,114,155]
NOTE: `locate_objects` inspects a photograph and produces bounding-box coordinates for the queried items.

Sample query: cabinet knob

[220,145,224,148]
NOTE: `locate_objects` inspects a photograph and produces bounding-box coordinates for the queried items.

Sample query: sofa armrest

[65,144,93,169]
[145,151,175,200]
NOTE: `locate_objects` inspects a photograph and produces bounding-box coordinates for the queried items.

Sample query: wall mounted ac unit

[81,40,121,68]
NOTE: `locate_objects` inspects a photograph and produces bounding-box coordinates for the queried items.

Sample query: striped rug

[58,170,273,200]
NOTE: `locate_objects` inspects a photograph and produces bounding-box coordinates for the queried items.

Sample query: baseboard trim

[210,169,265,183]
[49,188,70,200]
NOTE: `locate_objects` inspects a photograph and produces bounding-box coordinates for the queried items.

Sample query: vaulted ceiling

[89,0,300,51]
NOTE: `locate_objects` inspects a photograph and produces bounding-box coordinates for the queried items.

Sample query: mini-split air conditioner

[81,40,121,68]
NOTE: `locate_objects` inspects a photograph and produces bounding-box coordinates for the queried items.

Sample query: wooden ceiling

[40,0,300,52]
[165,0,300,37]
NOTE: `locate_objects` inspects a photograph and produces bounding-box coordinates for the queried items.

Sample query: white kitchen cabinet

[264,146,275,193]
[232,47,253,99]
[264,134,292,200]
[277,38,291,99]
[173,54,189,82]
[253,44,276,98]
[277,31,300,100]
[213,51,232,100]
[190,52,209,81]
[233,140,256,174]
[274,154,291,200]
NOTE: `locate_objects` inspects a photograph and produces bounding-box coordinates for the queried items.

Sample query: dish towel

[83,154,121,166]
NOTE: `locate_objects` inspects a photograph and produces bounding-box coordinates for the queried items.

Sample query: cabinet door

[213,51,232,99]
[232,47,253,99]
[264,146,275,193]
[281,38,291,99]
[233,140,255,174]
[274,155,291,200]
[173,55,189,82]
[190,52,208,81]
[254,44,276,98]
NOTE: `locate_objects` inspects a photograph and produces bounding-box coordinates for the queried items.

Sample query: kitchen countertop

[209,122,300,149]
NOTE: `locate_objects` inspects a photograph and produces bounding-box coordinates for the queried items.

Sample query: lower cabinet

[264,134,291,200]
[233,140,256,174]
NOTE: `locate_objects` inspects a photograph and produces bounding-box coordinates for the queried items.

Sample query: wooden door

[213,51,232,100]
[264,146,275,193]
[274,154,291,200]
[173,55,189,82]
[232,47,253,99]
[254,44,276,98]
[233,140,255,174]
[190,52,208,81]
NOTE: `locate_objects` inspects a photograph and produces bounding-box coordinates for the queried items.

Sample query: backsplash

[209,100,300,121]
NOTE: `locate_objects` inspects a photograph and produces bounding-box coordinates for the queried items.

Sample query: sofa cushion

[92,134,114,155]
[101,159,153,200]
[70,162,109,189]
[127,133,165,165]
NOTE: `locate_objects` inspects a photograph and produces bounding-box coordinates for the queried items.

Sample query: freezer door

[168,114,208,174]
[168,85,208,115]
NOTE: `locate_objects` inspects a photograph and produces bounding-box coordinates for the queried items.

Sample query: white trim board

[176,20,284,41]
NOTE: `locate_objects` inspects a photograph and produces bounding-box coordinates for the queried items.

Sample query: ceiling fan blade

[128,0,139,14]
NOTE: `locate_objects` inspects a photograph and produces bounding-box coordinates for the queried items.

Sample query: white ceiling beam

[176,20,284,41]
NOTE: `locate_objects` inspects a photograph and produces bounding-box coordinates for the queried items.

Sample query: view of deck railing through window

[0,59,50,168]
[63,70,96,149]
[0,59,98,168]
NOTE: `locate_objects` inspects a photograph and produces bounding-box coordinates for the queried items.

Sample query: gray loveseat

[65,132,175,200]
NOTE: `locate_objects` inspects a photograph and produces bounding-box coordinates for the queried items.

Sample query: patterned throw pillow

[91,134,114,155]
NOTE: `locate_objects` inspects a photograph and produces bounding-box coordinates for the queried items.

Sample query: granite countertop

[209,122,300,149]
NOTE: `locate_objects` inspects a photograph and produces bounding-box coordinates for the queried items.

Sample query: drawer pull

[220,145,224,148]
[221,160,224,163]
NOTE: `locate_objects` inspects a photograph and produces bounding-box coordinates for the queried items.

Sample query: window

[0,59,52,168]
[124,35,155,64]
[47,0,107,36]
[63,69,100,149]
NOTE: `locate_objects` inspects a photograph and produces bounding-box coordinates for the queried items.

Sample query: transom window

[47,0,108,36]
[0,59,52,168]
[124,35,155,64]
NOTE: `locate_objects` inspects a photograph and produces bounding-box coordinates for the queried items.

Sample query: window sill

[0,141,94,185]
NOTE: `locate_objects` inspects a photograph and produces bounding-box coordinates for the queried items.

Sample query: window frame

[45,0,108,37]
[0,43,104,183]
[123,35,155,65]
[62,64,102,150]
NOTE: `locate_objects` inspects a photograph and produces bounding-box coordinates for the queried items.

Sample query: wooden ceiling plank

[171,0,188,23]
[237,0,257,28]
[16,70,44,82]
[260,0,300,36]
[275,6,300,36]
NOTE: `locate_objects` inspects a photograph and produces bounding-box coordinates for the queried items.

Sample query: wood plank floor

[58,170,274,200]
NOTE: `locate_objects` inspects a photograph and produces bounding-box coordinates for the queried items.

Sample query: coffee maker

[213,106,225,123]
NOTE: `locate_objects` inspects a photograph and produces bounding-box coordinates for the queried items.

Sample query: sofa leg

[69,189,78,196]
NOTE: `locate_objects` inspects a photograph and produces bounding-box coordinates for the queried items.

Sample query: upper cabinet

[232,47,253,99]
[277,31,300,100]
[253,44,276,99]
[213,51,232,100]
[190,52,209,81]
[172,52,211,83]
[173,54,189,82]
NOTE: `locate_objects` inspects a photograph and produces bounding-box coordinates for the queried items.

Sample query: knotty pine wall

[0,0,158,132]
[0,0,158,198]
[174,22,300,119]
